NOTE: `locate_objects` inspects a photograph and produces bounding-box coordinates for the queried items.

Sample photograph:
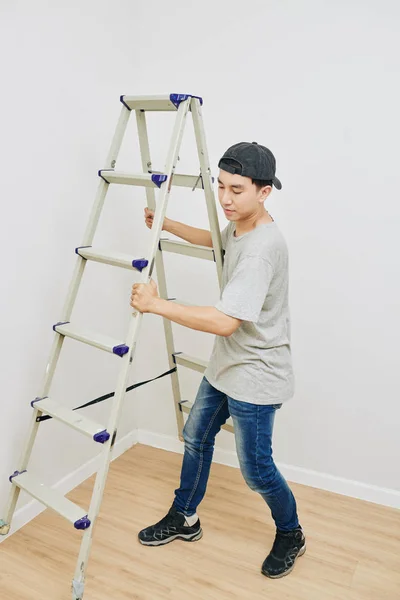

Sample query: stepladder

[0,93,232,599]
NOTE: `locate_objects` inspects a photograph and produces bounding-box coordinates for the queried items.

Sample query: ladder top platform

[120,94,203,112]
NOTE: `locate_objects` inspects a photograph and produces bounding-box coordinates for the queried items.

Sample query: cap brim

[273,177,282,190]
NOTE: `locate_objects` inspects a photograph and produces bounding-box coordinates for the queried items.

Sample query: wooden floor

[1,444,399,599]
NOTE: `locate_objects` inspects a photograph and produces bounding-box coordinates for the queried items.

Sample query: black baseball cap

[218,141,282,190]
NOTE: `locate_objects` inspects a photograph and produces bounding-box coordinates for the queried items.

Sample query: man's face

[217,169,271,222]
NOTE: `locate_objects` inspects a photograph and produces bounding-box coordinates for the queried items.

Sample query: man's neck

[234,210,274,237]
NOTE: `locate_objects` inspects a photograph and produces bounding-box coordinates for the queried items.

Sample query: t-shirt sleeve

[215,255,274,323]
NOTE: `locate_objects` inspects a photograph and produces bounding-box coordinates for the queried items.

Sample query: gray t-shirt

[204,220,294,405]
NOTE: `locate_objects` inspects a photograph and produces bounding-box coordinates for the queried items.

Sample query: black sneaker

[261,526,306,578]
[138,506,203,546]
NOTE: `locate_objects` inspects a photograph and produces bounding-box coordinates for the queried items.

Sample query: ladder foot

[72,579,85,600]
[0,520,10,535]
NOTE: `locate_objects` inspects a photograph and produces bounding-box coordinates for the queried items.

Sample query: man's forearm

[150,298,234,336]
[166,220,213,247]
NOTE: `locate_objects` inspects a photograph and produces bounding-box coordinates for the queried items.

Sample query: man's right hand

[144,208,171,232]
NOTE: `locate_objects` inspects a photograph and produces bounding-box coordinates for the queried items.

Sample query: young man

[130,142,306,579]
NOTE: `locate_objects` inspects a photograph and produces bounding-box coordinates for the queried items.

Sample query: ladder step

[120,94,203,112]
[9,471,90,529]
[76,247,148,272]
[160,239,215,262]
[99,171,166,188]
[98,170,205,190]
[173,353,208,373]
[180,401,234,433]
[31,397,109,443]
[53,323,129,357]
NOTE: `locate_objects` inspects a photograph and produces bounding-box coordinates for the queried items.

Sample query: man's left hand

[130,279,159,313]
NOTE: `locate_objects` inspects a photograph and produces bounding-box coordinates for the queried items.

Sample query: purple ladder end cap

[9,470,27,483]
[74,516,91,530]
[113,344,129,357]
[170,93,203,108]
[132,258,148,272]
[31,396,47,408]
[93,430,110,444]
[98,169,114,181]
[53,321,69,332]
[120,95,131,110]
[151,174,168,188]
[76,245,92,255]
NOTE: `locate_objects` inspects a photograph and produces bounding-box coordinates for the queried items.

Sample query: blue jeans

[173,377,299,531]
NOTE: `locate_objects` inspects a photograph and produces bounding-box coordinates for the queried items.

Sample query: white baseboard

[0,429,138,543]
[137,429,400,510]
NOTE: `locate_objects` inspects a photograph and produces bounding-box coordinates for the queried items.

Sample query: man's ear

[259,185,272,202]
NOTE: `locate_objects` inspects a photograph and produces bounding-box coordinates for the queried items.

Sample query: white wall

[133,0,400,504]
[1,0,399,533]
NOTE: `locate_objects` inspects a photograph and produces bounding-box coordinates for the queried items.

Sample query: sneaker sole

[261,542,306,579]
[139,528,203,547]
